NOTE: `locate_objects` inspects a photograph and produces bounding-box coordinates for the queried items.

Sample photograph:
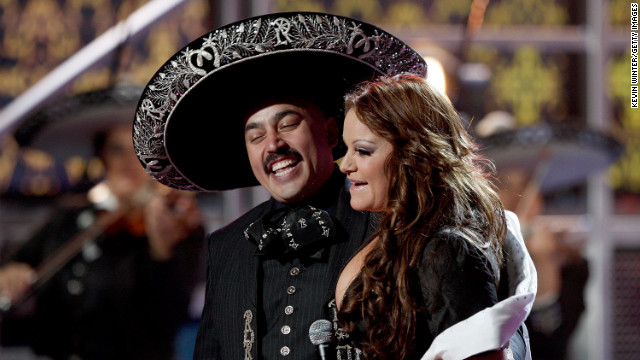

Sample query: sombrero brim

[133,12,427,191]
[477,124,625,192]
[15,85,143,159]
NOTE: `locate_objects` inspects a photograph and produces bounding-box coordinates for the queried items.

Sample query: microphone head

[308,319,333,346]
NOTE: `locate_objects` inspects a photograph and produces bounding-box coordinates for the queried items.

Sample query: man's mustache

[263,149,303,172]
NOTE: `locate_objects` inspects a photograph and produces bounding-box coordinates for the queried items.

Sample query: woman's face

[339,109,393,212]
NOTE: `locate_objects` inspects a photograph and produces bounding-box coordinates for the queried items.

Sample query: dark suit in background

[526,257,589,360]
[1,201,203,360]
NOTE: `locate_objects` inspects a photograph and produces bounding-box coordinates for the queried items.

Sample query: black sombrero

[133,12,427,191]
[15,84,143,159]
[7,85,143,196]
[476,122,625,192]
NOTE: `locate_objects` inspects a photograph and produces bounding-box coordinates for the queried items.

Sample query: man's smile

[264,151,303,177]
[270,158,299,176]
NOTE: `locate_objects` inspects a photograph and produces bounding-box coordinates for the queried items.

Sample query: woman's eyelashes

[356,147,373,156]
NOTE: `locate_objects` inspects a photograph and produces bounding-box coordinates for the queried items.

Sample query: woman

[336,74,512,360]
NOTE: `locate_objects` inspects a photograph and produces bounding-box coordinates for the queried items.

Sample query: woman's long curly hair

[338,74,506,359]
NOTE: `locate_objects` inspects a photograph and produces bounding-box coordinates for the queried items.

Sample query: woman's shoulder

[421,228,489,265]
[418,227,499,289]
[416,227,501,335]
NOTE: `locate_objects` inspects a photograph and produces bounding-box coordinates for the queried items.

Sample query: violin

[0,182,157,313]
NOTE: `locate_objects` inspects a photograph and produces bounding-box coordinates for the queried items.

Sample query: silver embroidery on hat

[272,18,292,45]
[134,13,427,191]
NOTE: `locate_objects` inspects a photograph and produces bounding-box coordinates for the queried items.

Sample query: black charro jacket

[193,171,372,360]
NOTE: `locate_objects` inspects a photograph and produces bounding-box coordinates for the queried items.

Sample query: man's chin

[270,188,304,204]
[267,178,310,203]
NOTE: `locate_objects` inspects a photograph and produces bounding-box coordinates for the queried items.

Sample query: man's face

[102,125,150,200]
[244,101,338,203]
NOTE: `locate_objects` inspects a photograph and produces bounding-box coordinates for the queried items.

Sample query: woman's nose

[339,153,353,174]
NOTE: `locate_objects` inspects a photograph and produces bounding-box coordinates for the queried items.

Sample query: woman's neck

[335,236,379,310]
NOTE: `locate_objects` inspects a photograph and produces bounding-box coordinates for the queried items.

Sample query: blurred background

[0,0,637,359]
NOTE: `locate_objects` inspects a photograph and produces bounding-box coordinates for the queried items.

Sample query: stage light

[424,56,446,96]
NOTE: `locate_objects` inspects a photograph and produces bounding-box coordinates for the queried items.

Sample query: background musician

[474,111,623,360]
[0,123,204,360]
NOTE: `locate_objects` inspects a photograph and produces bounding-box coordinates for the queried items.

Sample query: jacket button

[287,286,296,295]
[67,280,84,295]
[285,305,294,315]
[281,325,291,334]
[280,346,290,356]
[72,262,86,277]
[289,267,300,276]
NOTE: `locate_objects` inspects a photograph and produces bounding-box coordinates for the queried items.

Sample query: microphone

[309,319,333,360]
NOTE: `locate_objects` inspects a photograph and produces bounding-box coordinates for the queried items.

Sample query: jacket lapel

[242,199,278,359]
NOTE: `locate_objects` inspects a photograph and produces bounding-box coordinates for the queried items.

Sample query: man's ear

[325,117,339,147]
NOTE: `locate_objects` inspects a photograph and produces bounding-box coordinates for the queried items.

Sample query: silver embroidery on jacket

[243,310,255,360]
[328,299,362,360]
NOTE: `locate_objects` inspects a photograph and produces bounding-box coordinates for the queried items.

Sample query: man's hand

[144,189,201,261]
[0,262,36,306]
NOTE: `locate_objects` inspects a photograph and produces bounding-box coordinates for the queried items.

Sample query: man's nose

[265,132,287,152]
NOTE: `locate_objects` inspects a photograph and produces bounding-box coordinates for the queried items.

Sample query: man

[498,167,588,360]
[0,119,203,359]
[199,99,369,359]
[132,12,532,359]
[474,111,625,360]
